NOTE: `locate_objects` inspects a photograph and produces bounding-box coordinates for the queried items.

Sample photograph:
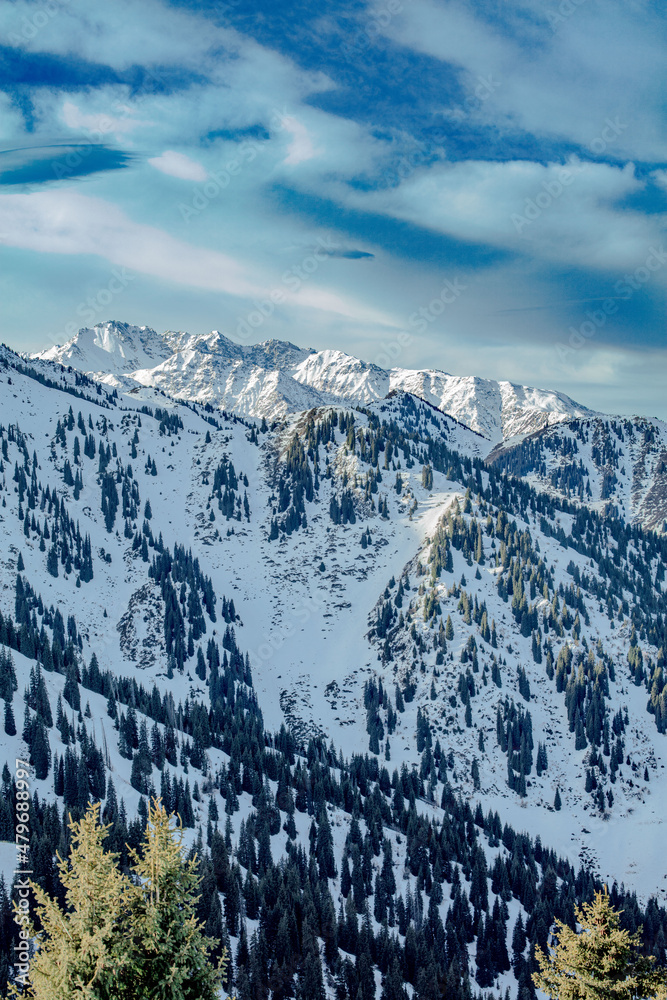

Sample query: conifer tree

[30,717,51,780]
[13,802,132,998]
[4,700,15,736]
[13,801,226,1000]
[533,889,667,1000]
[125,799,225,999]
[46,544,59,578]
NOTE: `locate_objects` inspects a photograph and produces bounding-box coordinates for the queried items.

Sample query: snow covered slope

[3,346,666,891]
[389,370,591,443]
[36,321,667,531]
[38,321,173,373]
[5,340,667,998]
[490,414,667,533]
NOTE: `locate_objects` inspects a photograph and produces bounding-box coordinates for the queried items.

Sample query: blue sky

[1,0,666,418]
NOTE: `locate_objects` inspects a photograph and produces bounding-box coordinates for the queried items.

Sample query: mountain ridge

[32,321,667,533]
[33,320,595,446]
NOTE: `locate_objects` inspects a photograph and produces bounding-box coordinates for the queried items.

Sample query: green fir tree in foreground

[534,889,667,1000]
[12,800,226,1000]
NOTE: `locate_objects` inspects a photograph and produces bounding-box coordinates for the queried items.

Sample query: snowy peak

[387,370,593,444]
[243,338,315,370]
[122,347,328,419]
[33,320,593,446]
[161,331,312,369]
[162,329,240,359]
[37,321,173,374]
[293,349,389,404]
[496,379,593,441]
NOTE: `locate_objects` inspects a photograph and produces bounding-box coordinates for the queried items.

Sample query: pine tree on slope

[533,889,667,1000]
[13,801,226,1000]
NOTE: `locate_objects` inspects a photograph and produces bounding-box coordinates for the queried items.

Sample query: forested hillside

[0,341,666,999]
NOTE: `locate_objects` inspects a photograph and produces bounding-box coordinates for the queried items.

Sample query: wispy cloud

[147,150,207,182]
[0,188,397,329]
[337,157,664,271]
[0,0,665,419]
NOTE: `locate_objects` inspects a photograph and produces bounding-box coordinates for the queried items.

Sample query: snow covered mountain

[490,415,667,534]
[4,340,667,999]
[35,321,667,531]
[34,321,593,445]
[389,370,591,444]
[38,320,174,374]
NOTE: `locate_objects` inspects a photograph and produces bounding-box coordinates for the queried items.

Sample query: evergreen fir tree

[125,799,225,998]
[3,701,15,736]
[46,544,59,578]
[534,889,667,1000]
[18,801,226,1000]
[30,717,51,780]
[17,802,133,997]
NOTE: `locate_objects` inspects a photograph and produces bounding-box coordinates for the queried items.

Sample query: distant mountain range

[34,320,667,533]
[35,321,594,445]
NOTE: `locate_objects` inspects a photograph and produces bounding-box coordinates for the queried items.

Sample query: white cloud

[0,0,228,71]
[0,190,397,330]
[378,0,667,163]
[285,284,392,327]
[147,151,208,182]
[338,157,666,271]
[60,100,150,141]
[378,0,510,78]
[280,117,319,167]
[0,189,262,296]
[2,0,664,423]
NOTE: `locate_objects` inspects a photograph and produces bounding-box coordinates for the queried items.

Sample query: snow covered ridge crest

[32,321,667,530]
[33,320,594,445]
[37,321,173,374]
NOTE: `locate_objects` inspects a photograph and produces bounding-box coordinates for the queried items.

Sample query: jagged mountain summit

[34,321,593,445]
[38,321,174,374]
